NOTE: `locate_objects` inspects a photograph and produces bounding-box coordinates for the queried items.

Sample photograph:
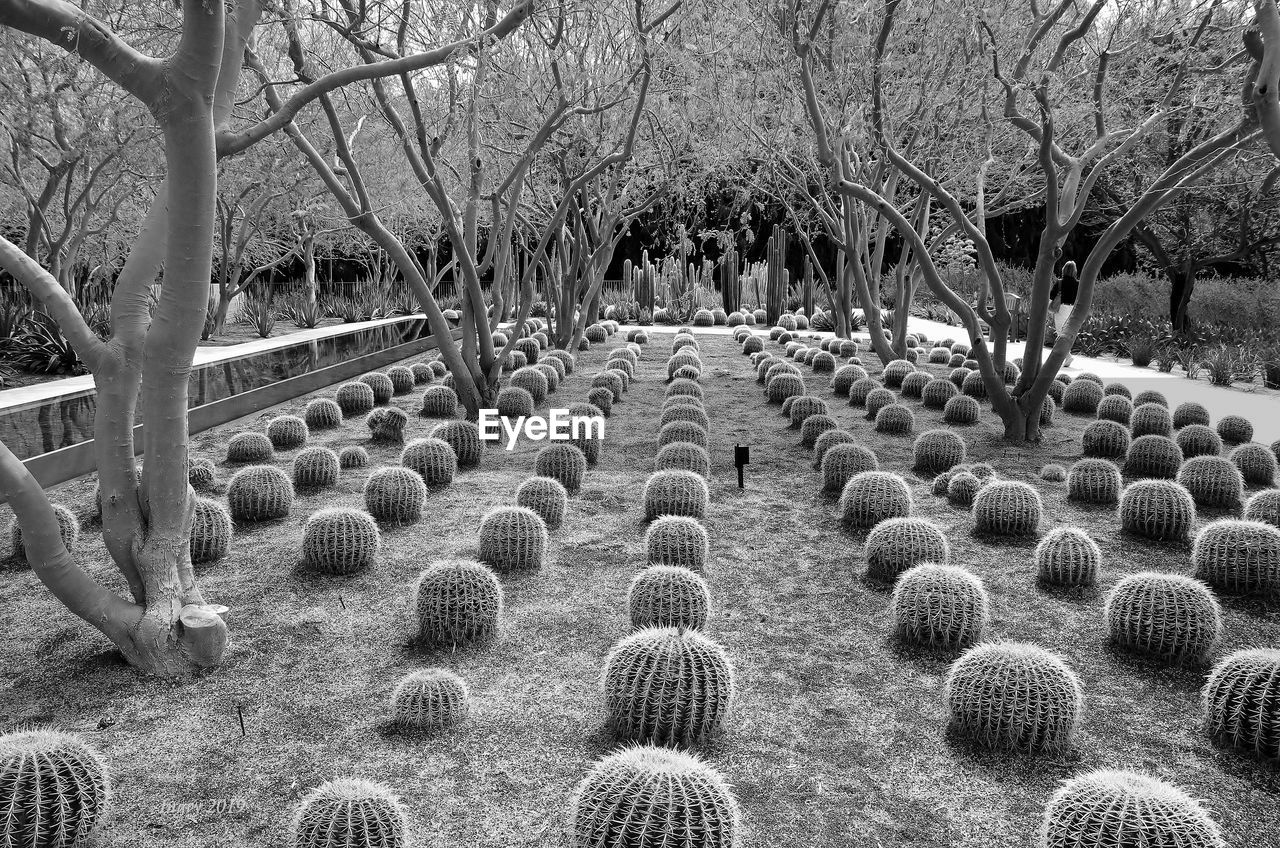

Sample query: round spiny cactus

[363,466,426,525]
[811,350,837,372]
[1067,459,1122,504]
[1062,379,1104,414]
[948,367,970,388]
[644,470,709,521]
[605,357,634,382]
[1102,382,1132,400]
[928,347,952,364]
[667,378,704,401]
[390,668,469,732]
[1173,401,1211,429]
[1119,479,1196,541]
[1244,489,1280,527]
[335,381,376,417]
[839,471,912,528]
[1082,420,1131,459]
[950,341,971,356]
[592,371,626,403]
[948,353,967,368]
[290,778,409,848]
[479,506,548,571]
[742,335,764,354]
[660,404,710,431]
[514,337,540,364]
[585,323,609,344]
[586,387,613,416]
[339,445,369,469]
[766,360,801,384]
[812,429,856,469]
[602,627,735,747]
[821,444,880,493]
[646,516,709,571]
[947,472,982,506]
[401,438,457,487]
[227,431,274,464]
[1104,572,1221,663]
[944,641,1083,753]
[188,457,216,492]
[972,480,1042,536]
[899,370,932,399]
[1230,442,1276,485]
[788,395,830,428]
[1047,380,1066,405]
[411,362,433,385]
[292,446,340,489]
[1074,372,1103,385]
[569,745,741,848]
[670,365,701,382]
[1133,390,1168,408]
[1096,394,1133,426]
[1216,414,1253,444]
[1130,403,1173,439]
[386,365,415,395]
[864,517,950,581]
[1035,527,1100,586]
[226,465,293,523]
[832,364,869,396]
[420,385,459,418]
[881,359,915,388]
[764,373,805,403]
[874,403,915,435]
[301,507,381,575]
[659,421,709,451]
[1040,463,1067,482]
[1038,770,1226,848]
[360,372,395,405]
[189,497,232,565]
[8,504,79,565]
[864,387,896,420]
[912,430,966,474]
[1191,519,1280,595]
[1177,455,1244,510]
[921,378,959,410]
[304,398,344,431]
[1201,648,1280,759]
[0,728,110,848]
[414,558,503,646]
[1124,435,1184,479]
[430,420,482,467]
[510,366,550,405]
[847,376,880,406]
[960,370,988,399]
[366,406,409,445]
[516,476,568,530]
[799,414,837,449]
[546,349,574,373]
[629,565,710,631]
[891,563,989,649]
[534,443,588,494]
[540,355,567,382]
[495,386,535,419]
[428,360,448,377]
[1176,424,1222,459]
[655,442,711,478]
[943,394,981,425]
[962,358,979,370]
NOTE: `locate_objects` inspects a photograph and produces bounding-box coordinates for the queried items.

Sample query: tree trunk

[1169,266,1196,330]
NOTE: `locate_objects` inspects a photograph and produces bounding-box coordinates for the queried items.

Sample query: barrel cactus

[765,373,805,403]
[1081,420,1131,459]
[655,442,711,478]
[1130,403,1173,438]
[660,404,710,431]
[864,517,950,581]
[1066,459,1122,504]
[8,504,79,564]
[366,406,409,445]
[972,481,1043,536]
[1216,414,1253,444]
[304,398,344,431]
[546,349,574,373]
[414,558,503,646]
[847,376,880,406]
[912,430,967,474]
[430,420,482,467]
[186,497,233,565]
[1176,424,1222,458]
[515,337,540,364]
[864,387,896,420]
[335,381,376,416]
[831,365,869,396]
[821,444,880,492]
[420,385,459,418]
[944,642,1083,753]
[515,476,568,530]
[602,627,735,747]
[645,515,710,571]
[798,414,836,449]
[644,470,709,520]
[891,563,989,649]
[1095,395,1133,425]
[1245,489,1280,527]
[1033,527,1101,586]
[290,778,409,848]
[188,457,216,492]
[1201,648,1280,759]
[943,394,981,425]
[1104,572,1221,663]
[479,506,548,571]
[659,420,709,450]
[339,445,369,469]
[604,357,633,381]
[1124,435,1184,479]
[874,403,915,434]
[628,565,711,631]
[917,380,956,412]
[386,365,415,395]
[812,429,856,469]
[227,465,293,522]
[667,378,704,400]
[1191,518,1280,595]
[363,466,427,524]
[961,370,988,399]
[1062,379,1104,414]
[1230,442,1277,485]
[292,446,340,488]
[1038,770,1226,848]
[1173,401,1211,429]
[1177,455,1245,510]
[359,372,395,405]
[811,350,836,372]
[411,362,433,384]
[788,395,830,428]
[401,438,457,487]
[495,386,535,419]
[534,443,588,493]
[301,507,381,575]
[1119,480,1196,541]
[227,431,274,463]
[947,472,982,506]
[881,359,915,388]
[0,728,110,848]
[390,668,469,732]
[510,366,550,404]
[900,369,932,397]
[742,335,764,354]
[1133,389,1168,408]
[839,471,912,528]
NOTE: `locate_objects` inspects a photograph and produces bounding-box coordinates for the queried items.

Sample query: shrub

[947,472,982,506]
[360,372,395,405]
[363,466,426,524]
[875,403,915,435]
[1039,771,1227,848]
[226,465,293,522]
[1176,424,1222,458]
[1104,572,1221,663]
[602,627,735,747]
[569,746,740,848]
[1173,402,1211,429]
[1191,519,1280,595]
[430,421,482,467]
[1095,395,1133,425]
[1245,489,1280,527]
[865,517,950,581]
[534,444,588,493]
[881,359,915,388]
[292,446,340,488]
[891,564,989,649]
[301,507,381,575]
[847,376,879,406]
[944,642,1083,753]
[1130,403,1173,438]
[226,431,274,463]
[0,729,110,848]
[1081,420,1131,458]
[304,398,344,431]
[839,471,912,528]
[413,558,503,646]
[1062,379,1104,414]
[972,481,1042,536]
[335,381,376,416]
[1119,480,1196,541]
[629,565,710,631]
[644,470,709,520]
[1035,527,1101,586]
[290,778,409,848]
[822,444,880,492]
[390,668,469,732]
[1230,443,1277,485]
[943,394,981,425]
[1201,648,1280,759]
[366,407,409,445]
[401,438,457,487]
[1216,415,1253,444]
[1123,435,1184,479]
[339,445,369,469]
[478,506,548,571]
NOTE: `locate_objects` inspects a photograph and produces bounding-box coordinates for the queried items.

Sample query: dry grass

[0,329,1276,847]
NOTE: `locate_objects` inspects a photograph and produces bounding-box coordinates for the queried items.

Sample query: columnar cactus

[864,517,950,580]
[1082,420,1132,458]
[839,471,912,528]
[478,506,548,571]
[292,446,340,488]
[1062,379,1104,414]
[363,466,427,524]
[336,381,376,416]
[414,558,503,646]
[1191,518,1280,595]
[1067,459,1122,504]
[943,394,981,425]
[912,430,967,473]
[1038,771,1227,848]
[301,507,382,574]
[515,476,568,530]
[227,431,274,463]
[1173,401,1211,429]
[874,403,915,435]
[304,398,344,431]
[360,372,395,405]
[390,668,469,732]
[1245,489,1280,527]
[1201,648,1280,759]
[510,366,550,404]
[8,504,79,564]
[1104,572,1221,663]
[0,728,110,848]
[534,444,588,493]
[1119,480,1196,541]
[644,470,709,520]
[339,445,369,469]
[821,444,880,492]
[602,627,735,747]
[290,778,409,848]
[628,565,711,630]
[891,564,989,649]
[1216,414,1253,444]
[430,421,482,467]
[659,421,709,450]
[420,385,459,418]
[386,365,416,395]
[655,442,711,478]
[1123,435,1184,479]
[944,642,1083,753]
[190,497,233,564]
[569,746,741,848]
[401,438,458,487]
[366,406,409,445]
[1230,442,1277,485]
[972,481,1043,536]
[227,465,294,522]
[1176,424,1222,458]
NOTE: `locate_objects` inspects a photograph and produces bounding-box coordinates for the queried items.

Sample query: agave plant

[9,311,89,374]
[240,296,276,338]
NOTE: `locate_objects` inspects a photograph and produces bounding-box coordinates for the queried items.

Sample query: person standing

[1049,260,1078,367]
